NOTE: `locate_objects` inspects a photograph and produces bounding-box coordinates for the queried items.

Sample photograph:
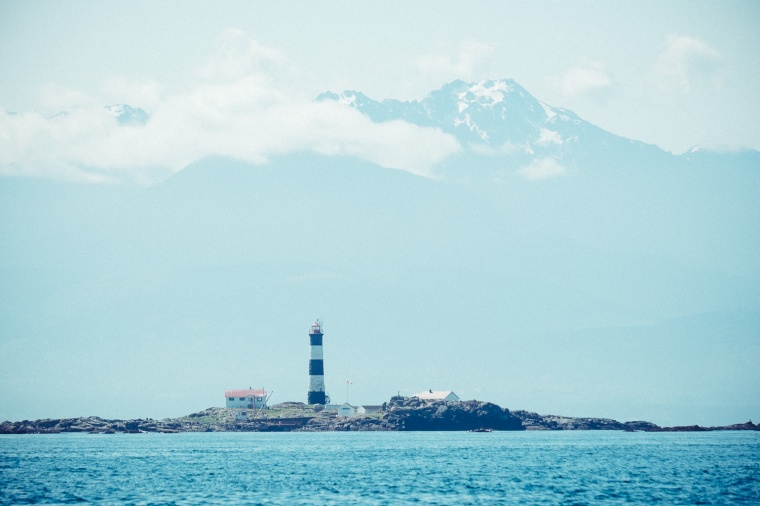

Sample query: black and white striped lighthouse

[307,320,326,405]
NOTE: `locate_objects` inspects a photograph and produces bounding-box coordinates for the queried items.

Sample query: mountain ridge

[318,78,663,160]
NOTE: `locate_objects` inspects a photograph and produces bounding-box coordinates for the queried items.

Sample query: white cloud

[37,84,100,114]
[0,32,461,183]
[554,60,613,97]
[469,140,525,157]
[654,35,721,93]
[417,41,494,81]
[516,157,566,181]
[198,28,288,82]
[100,77,164,112]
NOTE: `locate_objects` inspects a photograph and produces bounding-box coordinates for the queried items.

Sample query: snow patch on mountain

[338,94,357,107]
[536,128,563,146]
[539,102,557,121]
[454,113,490,141]
[105,104,149,126]
[459,79,513,110]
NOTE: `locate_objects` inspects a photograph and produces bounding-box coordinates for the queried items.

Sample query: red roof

[225,389,267,397]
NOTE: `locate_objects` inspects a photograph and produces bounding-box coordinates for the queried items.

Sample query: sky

[1,1,759,426]
[1,1,760,183]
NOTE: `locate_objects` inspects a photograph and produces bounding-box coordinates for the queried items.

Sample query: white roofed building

[412,390,460,402]
[337,403,357,417]
[357,405,383,415]
[225,389,268,409]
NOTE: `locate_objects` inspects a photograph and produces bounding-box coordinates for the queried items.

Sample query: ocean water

[1,431,758,504]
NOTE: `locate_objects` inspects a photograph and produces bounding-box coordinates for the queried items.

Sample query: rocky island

[1,396,757,434]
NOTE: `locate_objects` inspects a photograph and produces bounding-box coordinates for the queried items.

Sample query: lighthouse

[308,320,326,405]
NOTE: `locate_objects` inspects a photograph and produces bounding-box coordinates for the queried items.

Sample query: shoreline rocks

[512,410,661,431]
[2,399,757,434]
[382,396,523,431]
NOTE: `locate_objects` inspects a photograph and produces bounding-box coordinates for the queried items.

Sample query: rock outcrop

[0,416,185,434]
[648,421,760,432]
[382,396,523,431]
[2,401,757,434]
[300,411,393,432]
[512,410,660,431]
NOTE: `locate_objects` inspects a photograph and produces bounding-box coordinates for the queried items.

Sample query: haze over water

[1,2,758,431]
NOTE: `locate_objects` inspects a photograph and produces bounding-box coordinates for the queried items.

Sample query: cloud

[0,32,460,183]
[100,77,164,112]
[654,35,721,93]
[516,157,566,181]
[469,140,525,157]
[197,28,288,82]
[417,41,494,81]
[37,84,100,113]
[553,60,613,98]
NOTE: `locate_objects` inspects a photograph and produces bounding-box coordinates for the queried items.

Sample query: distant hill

[1,79,758,425]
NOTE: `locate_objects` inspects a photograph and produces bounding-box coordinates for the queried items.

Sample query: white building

[225,388,268,409]
[412,390,460,402]
[357,405,383,415]
[337,403,357,417]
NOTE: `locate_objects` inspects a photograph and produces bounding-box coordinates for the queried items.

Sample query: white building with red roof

[225,388,268,409]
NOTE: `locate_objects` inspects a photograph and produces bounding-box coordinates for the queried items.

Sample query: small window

[228,397,234,401]
[239,397,245,401]
[257,397,263,401]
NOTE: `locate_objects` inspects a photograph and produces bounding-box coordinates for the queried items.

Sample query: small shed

[337,403,357,417]
[412,390,460,402]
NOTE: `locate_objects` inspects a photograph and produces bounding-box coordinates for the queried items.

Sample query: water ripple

[0,431,758,504]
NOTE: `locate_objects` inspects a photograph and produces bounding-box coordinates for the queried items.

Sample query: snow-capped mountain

[318,79,657,162]
[105,104,148,126]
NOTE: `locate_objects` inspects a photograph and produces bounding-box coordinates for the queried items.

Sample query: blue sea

[1,431,758,504]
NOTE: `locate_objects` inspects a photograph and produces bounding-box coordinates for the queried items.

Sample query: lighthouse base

[308,391,326,405]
